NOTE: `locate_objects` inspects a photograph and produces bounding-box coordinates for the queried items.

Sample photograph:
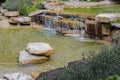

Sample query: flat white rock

[26,42,53,55]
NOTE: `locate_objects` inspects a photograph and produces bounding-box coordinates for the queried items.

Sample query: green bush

[2,0,19,11]
[36,45,120,80]
[2,0,42,16]
[56,45,120,80]
[104,75,120,80]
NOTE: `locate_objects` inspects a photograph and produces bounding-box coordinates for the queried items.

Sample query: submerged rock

[19,50,49,66]
[3,73,33,80]
[27,42,53,56]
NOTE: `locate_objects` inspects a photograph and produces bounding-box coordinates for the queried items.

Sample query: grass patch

[64,5,120,15]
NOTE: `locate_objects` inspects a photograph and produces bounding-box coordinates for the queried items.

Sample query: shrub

[2,0,19,11]
[2,0,42,16]
[104,75,120,80]
[57,45,120,80]
[36,45,120,80]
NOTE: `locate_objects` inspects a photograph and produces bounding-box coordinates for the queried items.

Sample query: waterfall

[44,18,53,30]
[80,26,85,40]
[79,23,86,40]
[44,16,57,34]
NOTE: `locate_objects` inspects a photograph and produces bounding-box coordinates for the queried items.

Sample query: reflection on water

[0,28,105,75]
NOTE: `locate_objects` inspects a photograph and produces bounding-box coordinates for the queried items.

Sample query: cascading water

[79,23,86,40]
[44,17,58,34]
[75,22,90,41]
[44,13,63,34]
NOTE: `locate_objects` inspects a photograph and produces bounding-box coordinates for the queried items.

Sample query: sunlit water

[0,27,106,76]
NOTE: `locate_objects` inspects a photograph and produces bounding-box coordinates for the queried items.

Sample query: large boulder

[19,50,49,66]
[4,11,19,17]
[2,73,33,80]
[26,42,53,56]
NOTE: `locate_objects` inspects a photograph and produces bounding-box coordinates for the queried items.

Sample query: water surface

[0,27,105,75]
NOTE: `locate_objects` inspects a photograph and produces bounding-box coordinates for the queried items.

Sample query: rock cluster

[19,42,53,66]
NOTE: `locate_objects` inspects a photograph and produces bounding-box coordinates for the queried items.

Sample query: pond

[0,27,105,76]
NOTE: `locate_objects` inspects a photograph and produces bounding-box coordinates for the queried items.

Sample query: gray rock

[11,17,31,23]
[112,23,120,28]
[4,11,19,17]
[28,10,49,17]
[26,42,53,56]
[3,73,33,80]
[19,50,49,65]
[0,9,8,15]
[10,17,31,25]
[96,13,120,23]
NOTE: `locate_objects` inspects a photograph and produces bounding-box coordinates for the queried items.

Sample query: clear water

[0,27,105,76]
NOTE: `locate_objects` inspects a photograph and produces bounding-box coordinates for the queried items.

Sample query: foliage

[2,0,19,11]
[112,18,120,23]
[57,45,120,80]
[2,0,43,16]
[37,44,120,80]
[104,75,120,80]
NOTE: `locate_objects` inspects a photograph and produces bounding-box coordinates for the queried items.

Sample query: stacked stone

[19,42,54,66]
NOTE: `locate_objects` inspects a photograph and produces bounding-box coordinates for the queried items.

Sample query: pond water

[0,27,105,76]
